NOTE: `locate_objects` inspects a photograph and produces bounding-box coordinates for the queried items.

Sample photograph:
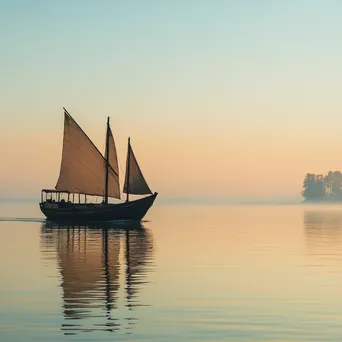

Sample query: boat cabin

[41,189,98,207]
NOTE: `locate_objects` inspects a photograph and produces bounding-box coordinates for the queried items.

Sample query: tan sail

[123,141,152,195]
[105,126,120,199]
[55,111,120,199]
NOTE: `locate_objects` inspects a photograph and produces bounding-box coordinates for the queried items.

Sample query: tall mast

[104,117,110,204]
[126,137,131,202]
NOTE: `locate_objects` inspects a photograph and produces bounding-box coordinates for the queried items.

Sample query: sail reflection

[304,210,342,254]
[125,227,154,309]
[40,222,154,334]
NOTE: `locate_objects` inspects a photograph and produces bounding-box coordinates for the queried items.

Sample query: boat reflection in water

[40,221,155,335]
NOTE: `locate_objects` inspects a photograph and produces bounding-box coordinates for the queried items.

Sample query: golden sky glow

[2,1,342,199]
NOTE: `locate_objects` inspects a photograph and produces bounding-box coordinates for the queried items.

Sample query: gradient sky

[1,0,342,199]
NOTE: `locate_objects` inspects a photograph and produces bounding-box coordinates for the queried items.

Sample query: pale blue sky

[1,0,342,198]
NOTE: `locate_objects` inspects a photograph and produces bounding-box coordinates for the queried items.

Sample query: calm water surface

[1,202,342,341]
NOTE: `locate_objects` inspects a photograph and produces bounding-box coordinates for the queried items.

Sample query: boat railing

[41,189,101,206]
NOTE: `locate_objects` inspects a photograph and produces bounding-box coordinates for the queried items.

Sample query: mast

[126,137,131,202]
[104,117,110,204]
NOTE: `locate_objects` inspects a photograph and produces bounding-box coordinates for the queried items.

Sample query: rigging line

[118,162,125,189]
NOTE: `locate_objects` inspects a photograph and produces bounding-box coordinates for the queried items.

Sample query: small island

[302,171,342,202]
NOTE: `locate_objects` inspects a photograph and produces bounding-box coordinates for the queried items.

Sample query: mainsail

[55,110,120,199]
[123,140,152,195]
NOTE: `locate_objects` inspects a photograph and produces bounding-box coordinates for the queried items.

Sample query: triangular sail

[105,126,120,199]
[55,110,120,199]
[123,142,152,195]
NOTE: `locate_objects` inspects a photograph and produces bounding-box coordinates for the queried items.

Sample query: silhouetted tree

[302,173,326,200]
[322,171,342,197]
[332,171,342,196]
[324,171,334,195]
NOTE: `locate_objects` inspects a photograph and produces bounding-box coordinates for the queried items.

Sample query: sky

[1,0,342,199]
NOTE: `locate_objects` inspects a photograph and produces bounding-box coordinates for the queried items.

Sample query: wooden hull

[40,193,157,222]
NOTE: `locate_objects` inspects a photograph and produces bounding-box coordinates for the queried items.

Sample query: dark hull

[40,193,157,222]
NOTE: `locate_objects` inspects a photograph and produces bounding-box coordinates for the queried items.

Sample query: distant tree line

[302,171,342,200]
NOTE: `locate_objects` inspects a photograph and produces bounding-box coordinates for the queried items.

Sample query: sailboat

[39,108,157,221]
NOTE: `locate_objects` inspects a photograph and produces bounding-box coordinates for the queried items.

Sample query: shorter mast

[126,137,131,202]
[104,117,110,204]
